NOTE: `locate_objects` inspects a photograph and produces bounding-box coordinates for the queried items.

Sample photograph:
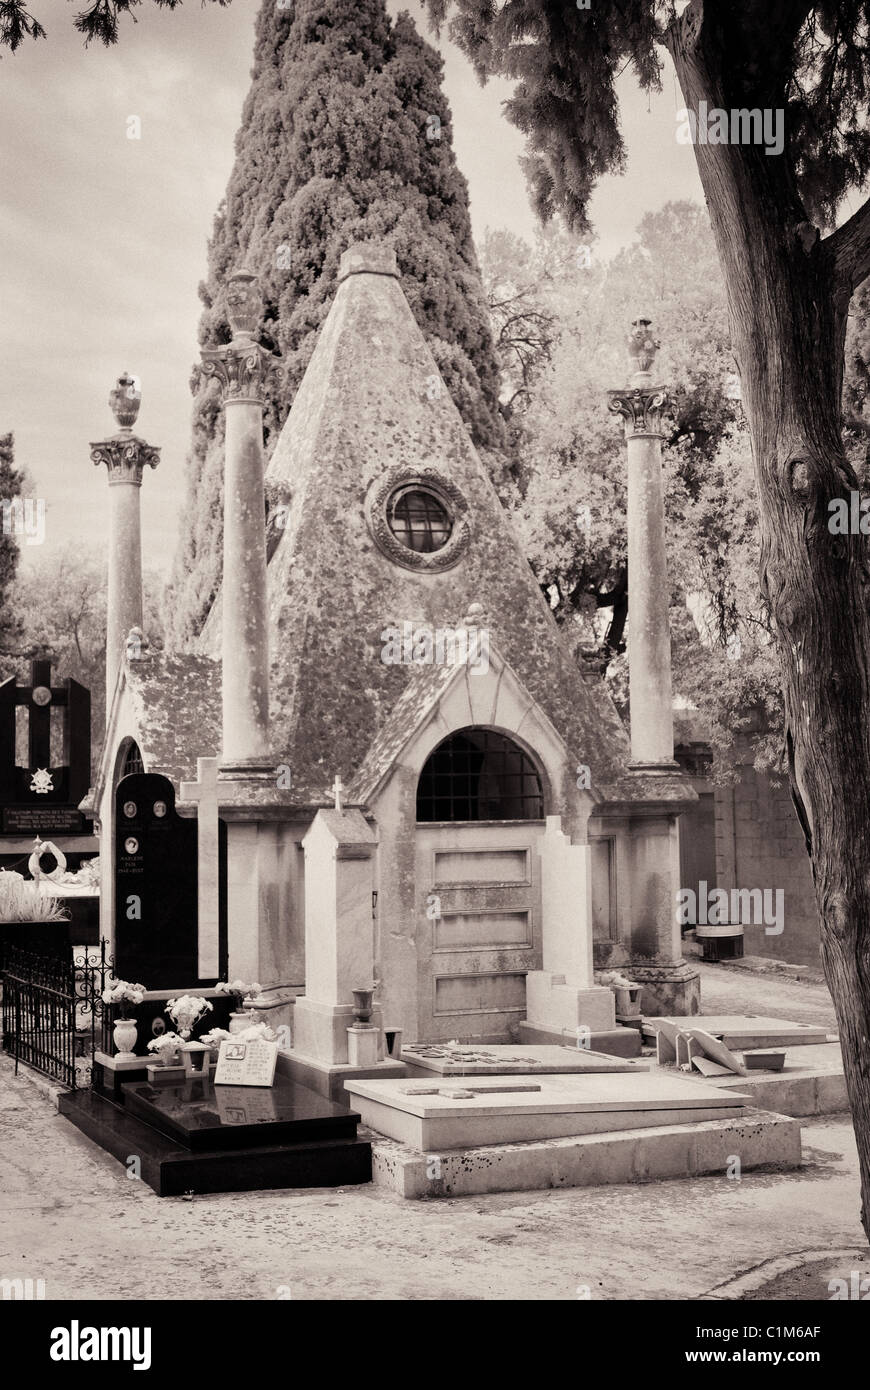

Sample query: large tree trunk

[669,3,870,1241]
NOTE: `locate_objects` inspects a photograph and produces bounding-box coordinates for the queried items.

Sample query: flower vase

[113,1017,138,1062]
[352,989,373,1026]
[229,1010,254,1034]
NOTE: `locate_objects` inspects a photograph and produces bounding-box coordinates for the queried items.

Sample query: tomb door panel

[415,822,543,1042]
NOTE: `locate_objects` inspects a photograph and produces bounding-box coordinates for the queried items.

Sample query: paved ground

[0,962,864,1302]
[693,960,839,1031]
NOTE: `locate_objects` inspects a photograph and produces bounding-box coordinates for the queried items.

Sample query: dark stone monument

[114,771,226,988]
[0,659,92,836]
[59,1074,372,1196]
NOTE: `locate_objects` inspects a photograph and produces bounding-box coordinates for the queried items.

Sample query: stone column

[608,321,678,771]
[91,374,159,718]
[606,324,699,1016]
[200,272,277,774]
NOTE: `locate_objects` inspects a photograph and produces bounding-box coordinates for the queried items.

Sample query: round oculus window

[366,468,471,572]
[387,485,453,554]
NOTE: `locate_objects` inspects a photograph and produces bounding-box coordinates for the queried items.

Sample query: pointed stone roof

[199,241,682,806]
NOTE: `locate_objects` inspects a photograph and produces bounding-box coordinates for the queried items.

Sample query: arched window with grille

[120,740,144,779]
[416,728,544,823]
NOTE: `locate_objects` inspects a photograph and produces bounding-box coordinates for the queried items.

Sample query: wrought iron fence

[1,939,114,1090]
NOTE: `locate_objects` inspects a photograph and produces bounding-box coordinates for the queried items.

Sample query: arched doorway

[414,727,546,1042]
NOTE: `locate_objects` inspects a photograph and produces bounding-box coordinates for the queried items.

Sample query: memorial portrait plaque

[213,1038,279,1088]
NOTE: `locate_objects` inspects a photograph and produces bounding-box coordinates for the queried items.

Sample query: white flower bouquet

[165,994,213,1039]
[146,1032,184,1064]
[101,978,146,1019]
[200,1026,234,1057]
[233,1022,277,1043]
[215,978,262,1004]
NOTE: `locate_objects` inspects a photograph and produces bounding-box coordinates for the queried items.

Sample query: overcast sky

[0,0,704,577]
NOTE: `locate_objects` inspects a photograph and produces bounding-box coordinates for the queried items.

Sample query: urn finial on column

[225,269,261,343]
[200,269,280,405]
[608,316,666,437]
[202,268,275,773]
[109,371,141,430]
[626,319,660,379]
[607,320,676,771]
[91,374,159,720]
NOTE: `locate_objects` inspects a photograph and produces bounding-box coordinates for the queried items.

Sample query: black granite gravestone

[0,659,91,835]
[114,772,226,988]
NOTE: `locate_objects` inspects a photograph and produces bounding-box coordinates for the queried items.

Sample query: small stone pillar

[521,817,618,1046]
[608,321,678,771]
[292,808,381,1068]
[200,272,278,774]
[90,374,159,717]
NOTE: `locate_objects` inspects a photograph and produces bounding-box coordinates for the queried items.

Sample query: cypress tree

[0,432,23,656]
[168,0,506,645]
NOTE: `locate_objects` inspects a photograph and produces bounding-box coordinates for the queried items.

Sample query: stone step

[368,1108,801,1198]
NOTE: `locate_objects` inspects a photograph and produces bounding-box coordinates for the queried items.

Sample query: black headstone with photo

[114,772,226,988]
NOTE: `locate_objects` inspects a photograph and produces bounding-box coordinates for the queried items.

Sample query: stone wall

[714,762,820,967]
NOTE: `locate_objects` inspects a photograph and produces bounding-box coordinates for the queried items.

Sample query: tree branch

[829,196,870,295]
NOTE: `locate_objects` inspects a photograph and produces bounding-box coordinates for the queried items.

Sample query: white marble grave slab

[346,1070,751,1150]
[399,1043,647,1076]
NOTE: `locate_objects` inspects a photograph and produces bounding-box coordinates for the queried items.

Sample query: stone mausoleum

[83,242,700,1097]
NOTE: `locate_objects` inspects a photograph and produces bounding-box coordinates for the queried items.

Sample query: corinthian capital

[90,436,160,486]
[200,342,280,406]
[607,386,666,437]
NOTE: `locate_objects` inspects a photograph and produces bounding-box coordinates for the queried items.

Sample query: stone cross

[180,755,221,978]
[332,775,344,813]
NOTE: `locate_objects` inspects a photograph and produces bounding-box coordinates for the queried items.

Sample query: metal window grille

[122,741,144,777]
[416,728,544,822]
[388,487,452,553]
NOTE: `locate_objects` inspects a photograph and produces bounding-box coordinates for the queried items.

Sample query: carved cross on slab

[180,755,220,979]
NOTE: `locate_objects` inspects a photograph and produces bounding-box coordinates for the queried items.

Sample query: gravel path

[0,963,861,1301]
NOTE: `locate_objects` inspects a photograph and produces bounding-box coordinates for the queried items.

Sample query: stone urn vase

[626,318,659,376]
[352,989,373,1026]
[226,271,260,340]
[112,1017,138,1062]
[108,371,141,429]
[229,1010,257,1034]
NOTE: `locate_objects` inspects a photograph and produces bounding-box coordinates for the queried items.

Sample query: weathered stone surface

[196,245,682,810]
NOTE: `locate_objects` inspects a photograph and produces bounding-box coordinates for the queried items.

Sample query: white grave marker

[180,755,221,978]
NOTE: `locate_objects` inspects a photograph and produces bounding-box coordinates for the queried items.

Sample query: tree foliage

[480,205,780,770]
[425,0,870,1236]
[0,432,24,656]
[167,0,508,646]
[423,1,870,233]
[0,0,231,50]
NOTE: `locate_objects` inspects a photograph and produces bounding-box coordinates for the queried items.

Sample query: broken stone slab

[643,1015,828,1050]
